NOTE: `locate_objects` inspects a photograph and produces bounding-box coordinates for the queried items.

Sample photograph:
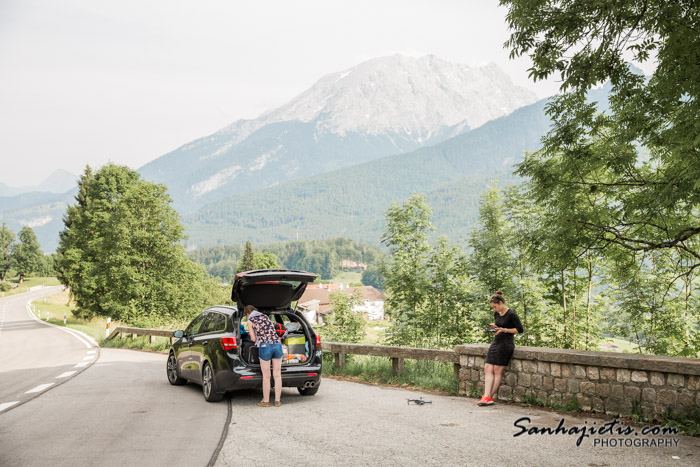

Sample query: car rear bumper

[215,364,322,390]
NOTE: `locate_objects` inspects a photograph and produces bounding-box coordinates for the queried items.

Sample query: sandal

[258,401,270,407]
[274,401,281,407]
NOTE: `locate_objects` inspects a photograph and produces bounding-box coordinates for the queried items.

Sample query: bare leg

[490,365,505,399]
[260,358,271,403]
[483,363,495,398]
[272,358,282,402]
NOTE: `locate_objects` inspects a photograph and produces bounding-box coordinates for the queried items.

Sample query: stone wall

[455,344,700,418]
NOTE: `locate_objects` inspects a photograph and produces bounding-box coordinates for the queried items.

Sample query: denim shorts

[258,342,283,361]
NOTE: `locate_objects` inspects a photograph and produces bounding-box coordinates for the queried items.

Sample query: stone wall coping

[454,344,700,376]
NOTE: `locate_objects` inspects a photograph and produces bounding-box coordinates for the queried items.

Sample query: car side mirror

[173,330,184,339]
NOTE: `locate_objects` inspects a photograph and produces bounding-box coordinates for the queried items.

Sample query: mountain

[182,96,554,248]
[0,189,76,252]
[0,169,78,197]
[138,54,537,213]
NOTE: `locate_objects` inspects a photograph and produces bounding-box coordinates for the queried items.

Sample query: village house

[297,284,385,325]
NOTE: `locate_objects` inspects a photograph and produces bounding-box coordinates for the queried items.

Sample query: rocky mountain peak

[222,54,537,143]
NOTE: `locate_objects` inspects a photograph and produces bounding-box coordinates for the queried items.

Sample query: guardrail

[107,326,175,343]
[104,329,459,378]
[324,342,459,378]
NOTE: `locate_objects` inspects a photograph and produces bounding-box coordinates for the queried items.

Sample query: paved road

[2,289,699,466]
[217,378,700,466]
[0,286,92,411]
[0,290,228,467]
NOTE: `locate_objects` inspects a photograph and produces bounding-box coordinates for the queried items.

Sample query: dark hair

[489,290,506,304]
[244,305,257,316]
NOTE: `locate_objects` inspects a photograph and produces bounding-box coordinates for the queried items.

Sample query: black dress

[485,308,523,366]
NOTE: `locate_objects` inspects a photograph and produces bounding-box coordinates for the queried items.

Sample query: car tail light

[221,337,237,351]
[315,334,321,348]
[307,373,318,376]
[240,376,253,380]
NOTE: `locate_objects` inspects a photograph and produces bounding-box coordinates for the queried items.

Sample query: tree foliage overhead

[56,164,219,326]
[502,0,700,268]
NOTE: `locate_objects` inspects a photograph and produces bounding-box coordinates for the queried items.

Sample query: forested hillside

[183,95,567,247]
[189,237,384,282]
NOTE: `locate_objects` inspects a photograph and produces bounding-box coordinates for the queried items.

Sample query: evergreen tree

[10,227,43,283]
[238,241,255,272]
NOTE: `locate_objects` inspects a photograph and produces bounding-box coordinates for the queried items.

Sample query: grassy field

[327,270,363,286]
[601,337,641,354]
[1,276,61,298]
[29,289,109,342]
[361,319,390,344]
[29,289,176,352]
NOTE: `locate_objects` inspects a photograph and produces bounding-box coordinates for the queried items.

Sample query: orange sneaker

[477,396,495,406]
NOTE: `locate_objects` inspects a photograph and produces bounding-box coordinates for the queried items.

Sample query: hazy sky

[0,0,565,187]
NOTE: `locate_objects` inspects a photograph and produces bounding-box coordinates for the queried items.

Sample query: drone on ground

[406,397,432,405]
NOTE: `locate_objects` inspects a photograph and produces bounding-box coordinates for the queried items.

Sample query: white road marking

[25,383,55,394]
[56,371,77,379]
[0,401,19,412]
[75,362,89,368]
[87,350,96,354]
[25,298,96,349]
[83,355,94,360]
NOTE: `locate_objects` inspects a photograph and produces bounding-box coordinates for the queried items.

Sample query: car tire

[167,352,186,385]
[202,362,224,402]
[297,382,320,396]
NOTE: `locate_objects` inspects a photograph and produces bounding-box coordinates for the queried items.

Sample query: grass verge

[1,276,61,298]
[322,353,459,395]
[100,334,171,353]
[31,289,172,352]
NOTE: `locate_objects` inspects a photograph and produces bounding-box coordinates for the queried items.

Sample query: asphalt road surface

[2,289,699,466]
[0,288,227,466]
[217,378,700,467]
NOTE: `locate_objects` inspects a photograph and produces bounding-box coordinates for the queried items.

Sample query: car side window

[199,313,217,335]
[185,313,207,336]
[215,313,227,332]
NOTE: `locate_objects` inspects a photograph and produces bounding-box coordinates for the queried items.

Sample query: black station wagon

[166,269,322,401]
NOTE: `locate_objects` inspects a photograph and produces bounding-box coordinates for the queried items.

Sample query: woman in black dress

[478,290,523,406]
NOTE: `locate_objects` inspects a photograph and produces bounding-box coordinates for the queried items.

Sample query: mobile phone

[486,328,497,333]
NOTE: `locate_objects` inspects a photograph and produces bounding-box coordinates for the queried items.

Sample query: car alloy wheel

[202,363,223,402]
[167,353,185,385]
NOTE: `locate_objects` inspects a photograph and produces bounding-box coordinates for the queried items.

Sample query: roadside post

[106,317,111,337]
[64,312,66,325]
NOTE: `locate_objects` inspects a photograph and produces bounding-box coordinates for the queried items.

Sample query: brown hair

[489,290,506,304]
[244,305,257,316]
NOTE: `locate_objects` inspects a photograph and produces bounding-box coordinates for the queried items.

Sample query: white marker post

[47,312,50,322]
[106,317,111,337]
[64,313,67,325]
